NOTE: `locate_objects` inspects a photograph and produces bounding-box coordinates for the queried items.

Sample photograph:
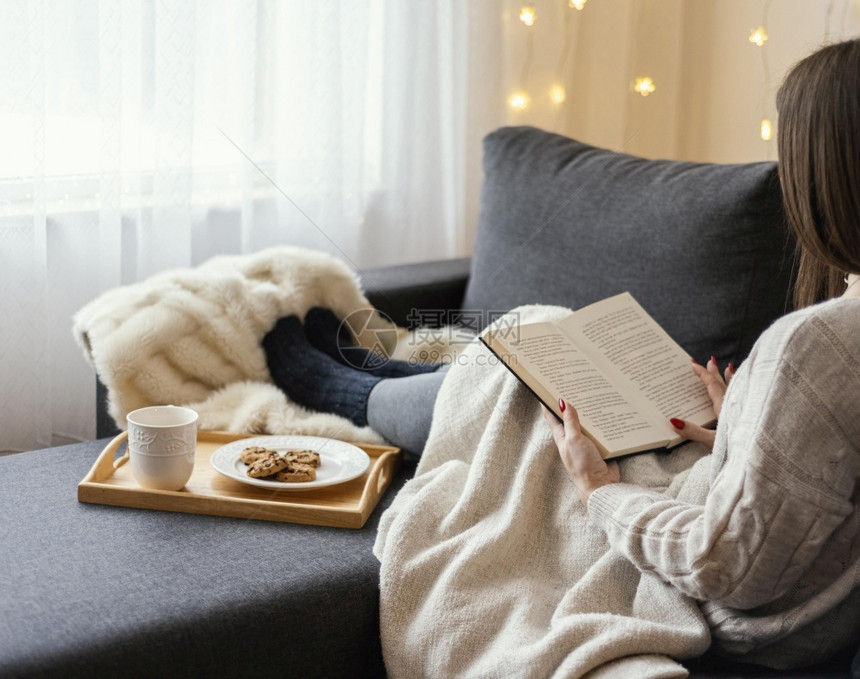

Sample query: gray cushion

[463,126,794,364]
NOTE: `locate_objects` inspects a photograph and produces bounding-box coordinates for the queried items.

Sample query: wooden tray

[78,431,401,529]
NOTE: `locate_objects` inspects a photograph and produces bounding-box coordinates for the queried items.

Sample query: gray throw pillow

[462,126,794,364]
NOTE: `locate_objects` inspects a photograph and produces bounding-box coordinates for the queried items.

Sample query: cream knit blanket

[374,306,714,678]
[73,246,455,443]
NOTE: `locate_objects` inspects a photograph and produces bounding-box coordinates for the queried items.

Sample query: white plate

[210,435,370,491]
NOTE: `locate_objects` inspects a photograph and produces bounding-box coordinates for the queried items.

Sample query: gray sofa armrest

[360,257,471,328]
[96,378,121,438]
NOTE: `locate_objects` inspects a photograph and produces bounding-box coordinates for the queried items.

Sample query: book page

[500,322,671,452]
[559,293,715,433]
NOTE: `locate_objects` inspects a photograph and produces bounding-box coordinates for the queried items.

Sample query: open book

[480,292,716,459]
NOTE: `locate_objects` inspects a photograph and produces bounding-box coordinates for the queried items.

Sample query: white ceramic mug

[126,405,199,491]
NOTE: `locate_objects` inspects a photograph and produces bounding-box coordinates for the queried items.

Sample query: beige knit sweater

[588,298,860,667]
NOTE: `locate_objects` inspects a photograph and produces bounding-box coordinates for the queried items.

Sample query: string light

[633,76,656,97]
[751,1,773,147]
[511,3,536,113]
[505,0,795,147]
[509,91,531,110]
[749,26,768,47]
[519,5,536,27]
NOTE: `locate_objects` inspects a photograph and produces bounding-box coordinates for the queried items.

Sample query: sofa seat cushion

[463,126,794,363]
[0,440,410,679]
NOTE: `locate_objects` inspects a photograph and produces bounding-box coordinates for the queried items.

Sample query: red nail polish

[558,398,566,412]
[670,418,685,430]
[691,358,699,365]
[728,362,735,373]
[710,355,716,365]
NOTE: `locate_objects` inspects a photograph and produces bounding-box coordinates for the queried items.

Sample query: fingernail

[670,418,685,429]
[558,398,566,412]
[691,358,699,365]
[728,362,735,373]
[710,355,716,365]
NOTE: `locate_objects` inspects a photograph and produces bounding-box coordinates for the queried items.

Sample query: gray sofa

[5,127,857,678]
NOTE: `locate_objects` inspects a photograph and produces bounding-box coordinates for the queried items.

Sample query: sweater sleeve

[587,309,859,610]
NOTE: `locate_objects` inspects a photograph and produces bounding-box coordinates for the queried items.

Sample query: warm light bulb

[569,0,587,9]
[749,26,768,47]
[549,84,566,104]
[633,77,656,97]
[509,91,531,110]
[519,5,536,26]
[760,118,773,141]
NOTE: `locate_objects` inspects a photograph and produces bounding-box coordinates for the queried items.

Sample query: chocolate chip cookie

[246,453,289,478]
[240,446,277,465]
[284,449,321,468]
[273,464,317,483]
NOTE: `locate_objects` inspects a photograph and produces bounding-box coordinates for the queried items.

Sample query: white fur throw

[73,246,456,443]
[374,305,714,678]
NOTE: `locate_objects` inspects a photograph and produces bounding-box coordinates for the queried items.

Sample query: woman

[263,39,859,667]
[544,39,860,667]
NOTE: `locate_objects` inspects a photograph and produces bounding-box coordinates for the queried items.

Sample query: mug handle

[93,431,130,478]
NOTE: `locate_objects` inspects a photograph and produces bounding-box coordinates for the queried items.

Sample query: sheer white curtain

[0,0,505,453]
[7,0,847,453]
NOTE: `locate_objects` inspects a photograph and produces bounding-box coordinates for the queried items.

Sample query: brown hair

[777,38,860,308]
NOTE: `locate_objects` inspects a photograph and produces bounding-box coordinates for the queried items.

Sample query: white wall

[501,0,860,163]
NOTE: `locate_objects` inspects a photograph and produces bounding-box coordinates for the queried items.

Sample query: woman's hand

[669,357,734,449]
[542,398,620,508]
